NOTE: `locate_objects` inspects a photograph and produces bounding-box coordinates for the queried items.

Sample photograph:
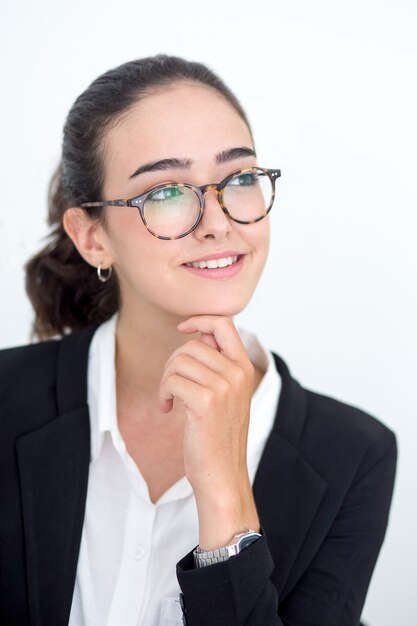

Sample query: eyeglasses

[80,166,281,240]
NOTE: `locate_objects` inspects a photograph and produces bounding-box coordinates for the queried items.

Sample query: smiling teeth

[186,255,238,269]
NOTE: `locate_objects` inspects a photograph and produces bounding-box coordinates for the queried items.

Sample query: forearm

[195,476,260,550]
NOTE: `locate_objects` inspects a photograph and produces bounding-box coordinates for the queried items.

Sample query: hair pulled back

[25,54,254,339]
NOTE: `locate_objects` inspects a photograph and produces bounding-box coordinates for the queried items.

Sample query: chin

[186,298,250,319]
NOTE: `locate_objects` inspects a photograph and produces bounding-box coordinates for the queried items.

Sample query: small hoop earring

[97,265,113,283]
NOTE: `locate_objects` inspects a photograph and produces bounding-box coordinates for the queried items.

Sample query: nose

[194,186,232,239]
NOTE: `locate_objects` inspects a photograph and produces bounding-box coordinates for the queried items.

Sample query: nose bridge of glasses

[199,183,226,211]
[197,183,227,213]
[200,182,221,196]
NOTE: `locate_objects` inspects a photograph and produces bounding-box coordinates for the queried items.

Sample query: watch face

[238,534,260,551]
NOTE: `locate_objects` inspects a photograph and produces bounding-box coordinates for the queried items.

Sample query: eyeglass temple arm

[81,199,130,208]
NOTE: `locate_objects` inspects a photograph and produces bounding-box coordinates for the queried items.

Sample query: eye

[148,185,184,201]
[228,171,259,187]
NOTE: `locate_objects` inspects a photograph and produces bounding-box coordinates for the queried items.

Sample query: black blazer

[0,324,397,626]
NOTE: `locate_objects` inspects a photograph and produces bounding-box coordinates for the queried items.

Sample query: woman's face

[98,81,270,321]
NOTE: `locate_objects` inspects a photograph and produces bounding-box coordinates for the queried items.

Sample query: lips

[181,253,246,279]
[182,250,246,265]
[185,255,238,269]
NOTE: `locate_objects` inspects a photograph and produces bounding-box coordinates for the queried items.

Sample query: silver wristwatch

[193,529,262,568]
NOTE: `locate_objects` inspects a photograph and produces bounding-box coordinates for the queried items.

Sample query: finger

[160,395,174,414]
[199,332,221,352]
[159,373,209,417]
[161,353,220,392]
[164,336,229,378]
[177,316,246,363]
[159,354,225,412]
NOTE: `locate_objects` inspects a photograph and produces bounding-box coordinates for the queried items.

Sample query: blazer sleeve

[176,432,397,626]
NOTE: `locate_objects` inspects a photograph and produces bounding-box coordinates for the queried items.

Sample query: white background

[0,1,416,624]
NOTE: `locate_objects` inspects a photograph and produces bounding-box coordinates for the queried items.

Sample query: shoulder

[0,323,99,384]
[305,385,395,448]
[0,337,62,394]
[0,336,61,372]
[302,385,397,480]
[0,338,62,434]
[0,342,59,468]
[271,351,397,480]
[0,324,98,436]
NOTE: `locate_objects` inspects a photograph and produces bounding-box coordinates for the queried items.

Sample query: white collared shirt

[69,313,281,626]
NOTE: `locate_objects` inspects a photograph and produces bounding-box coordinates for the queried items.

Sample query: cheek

[107,214,181,287]
[246,217,270,259]
[250,219,270,278]
[113,246,172,307]
[263,220,271,257]
[106,209,155,256]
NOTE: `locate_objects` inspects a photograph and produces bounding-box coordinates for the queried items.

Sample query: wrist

[194,528,262,568]
[195,489,260,551]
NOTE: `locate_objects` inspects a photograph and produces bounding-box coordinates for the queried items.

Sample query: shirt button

[134,544,145,560]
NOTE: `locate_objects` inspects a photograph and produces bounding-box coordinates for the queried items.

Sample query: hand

[159,315,260,549]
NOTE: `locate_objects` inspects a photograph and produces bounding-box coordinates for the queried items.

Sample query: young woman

[0,55,396,626]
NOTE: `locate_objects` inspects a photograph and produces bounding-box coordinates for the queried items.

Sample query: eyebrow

[129,146,257,179]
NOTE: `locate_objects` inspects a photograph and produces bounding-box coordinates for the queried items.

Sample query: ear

[63,208,113,269]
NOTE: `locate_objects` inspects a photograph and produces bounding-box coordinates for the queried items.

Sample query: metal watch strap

[194,545,230,568]
[193,529,261,569]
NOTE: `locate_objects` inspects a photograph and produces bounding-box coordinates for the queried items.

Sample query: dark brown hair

[25,54,254,340]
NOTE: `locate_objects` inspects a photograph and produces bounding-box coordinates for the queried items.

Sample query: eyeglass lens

[142,168,273,238]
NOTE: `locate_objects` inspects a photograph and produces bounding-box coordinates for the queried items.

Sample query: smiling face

[96,81,270,322]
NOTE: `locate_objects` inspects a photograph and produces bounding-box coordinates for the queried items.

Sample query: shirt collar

[236,325,282,483]
[87,312,120,462]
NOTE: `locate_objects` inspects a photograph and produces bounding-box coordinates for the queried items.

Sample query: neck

[113,300,263,422]
[115,301,207,411]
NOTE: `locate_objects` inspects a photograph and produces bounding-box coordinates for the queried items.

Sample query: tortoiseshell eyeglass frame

[80,166,281,241]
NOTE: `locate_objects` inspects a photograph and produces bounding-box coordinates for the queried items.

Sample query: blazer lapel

[16,325,98,626]
[253,353,328,600]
